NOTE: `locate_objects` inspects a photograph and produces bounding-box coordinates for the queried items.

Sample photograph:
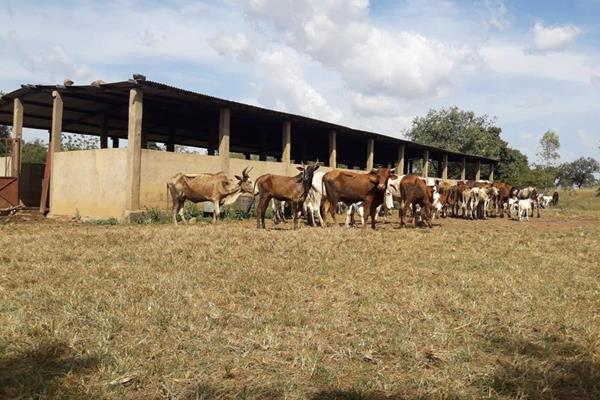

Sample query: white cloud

[211,32,256,62]
[483,0,511,30]
[531,22,582,53]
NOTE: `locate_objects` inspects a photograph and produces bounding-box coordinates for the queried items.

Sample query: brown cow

[167,167,253,224]
[399,175,434,228]
[492,182,513,218]
[254,163,320,229]
[322,168,395,229]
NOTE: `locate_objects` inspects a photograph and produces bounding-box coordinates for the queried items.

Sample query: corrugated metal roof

[0,77,498,163]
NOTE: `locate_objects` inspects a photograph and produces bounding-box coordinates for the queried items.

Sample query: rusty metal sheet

[0,176,18,208]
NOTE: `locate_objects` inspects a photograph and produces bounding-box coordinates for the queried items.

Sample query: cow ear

[369,168,378,174]
[390,174,398,180]
[313,165,320,171]
[368,175,379,185]
[235,175,242,181]
[296,166,304,171]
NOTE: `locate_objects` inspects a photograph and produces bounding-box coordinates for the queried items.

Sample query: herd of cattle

[167,164,559,229]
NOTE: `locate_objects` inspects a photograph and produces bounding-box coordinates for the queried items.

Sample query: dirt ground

[1,208,599,399]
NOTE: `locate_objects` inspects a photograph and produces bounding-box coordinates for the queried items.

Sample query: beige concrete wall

[140,150,223,209]
[0,157,11,176]
[50,148,128,218]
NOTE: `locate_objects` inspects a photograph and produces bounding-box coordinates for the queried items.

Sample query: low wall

[0,156,12,176]
[50,148,128,218]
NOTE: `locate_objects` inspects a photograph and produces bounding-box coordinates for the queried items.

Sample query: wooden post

[219,108,230,174]
[328,130,337,168]
[460,158,466,180]
[100,114,108,149]
[112,137,119,148]
[126,87,143,212]
[167,127,175,152]
[489,163,495,182]
[397,144,405,175]
[422,150,429,177]
[50,91,63,155]
[442,154,448,180]
[366,138,374,171]
[282,120,291,166]
[475,159,481,181]
[11,98,23,178]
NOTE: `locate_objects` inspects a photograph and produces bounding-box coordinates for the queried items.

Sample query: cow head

[368,167,394,191]
[296,163,320,185]
[235,166,254,194]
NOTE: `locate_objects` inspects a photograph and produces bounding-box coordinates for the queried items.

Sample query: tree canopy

[558,157,600,188]
[536,130,560,167]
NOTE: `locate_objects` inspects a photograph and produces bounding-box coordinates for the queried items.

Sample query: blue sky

[1,0,599,163]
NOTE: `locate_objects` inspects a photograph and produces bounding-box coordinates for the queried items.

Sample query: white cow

[346,188,394,227]
[303,170,326,227]
[517,198,533,221]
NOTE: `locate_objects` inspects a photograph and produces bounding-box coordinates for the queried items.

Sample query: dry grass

[1,207,600,399]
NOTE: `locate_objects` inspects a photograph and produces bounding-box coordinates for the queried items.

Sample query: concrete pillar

[282,120,291,165]
[112,137,119,148]
[126,88,143,212]
[397,144,405,175]
[366,138,374,171]
[328,130,336,168]
[11,98,23,178]
[100,115,108,149]
[460,158,466,180]
[50,91,63,155]
[422,150,429,177]
[442,154,448,180]
[475,159,481,181]
[167,127,175,152]
[219,108,230,174]
[489,163,495,182]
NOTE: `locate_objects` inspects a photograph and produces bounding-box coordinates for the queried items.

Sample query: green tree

[558,157,600,188]
[496,147,530,186]
[61,133,99,151]
[22,139,48,164]
[536,130,560,167]
[0,124,10,156]
[406,107,507,159]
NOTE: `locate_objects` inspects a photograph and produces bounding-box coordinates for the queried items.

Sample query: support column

[11,98,23,178]
[442,154,448,180]
[366,138,374,171]
[125,88,143,212]
[167,127,175,152]
[489,163,495,182]
[50,91,63,155]
[219,108,230,174]
[460,158,466,180]
[100,115,108,149]
[422,150,429,177]
[475,159,481,181]
[397,144,405,175]
[328,130,337,168]
[282,120,291,167]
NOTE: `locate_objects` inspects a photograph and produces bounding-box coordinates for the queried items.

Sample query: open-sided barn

[0,74,497,219]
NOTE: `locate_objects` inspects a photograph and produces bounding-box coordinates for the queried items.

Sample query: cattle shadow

[477,332,600,399]
[0,340,100,399]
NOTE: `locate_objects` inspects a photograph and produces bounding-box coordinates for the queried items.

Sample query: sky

[1,0,599,163]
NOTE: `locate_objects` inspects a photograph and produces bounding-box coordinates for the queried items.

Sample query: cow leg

[213,201,220,223]
[178,203,187,224]
[291,202,299,230]
[256,193,270,229]
[172,198,183,225]
[369,202,378,230]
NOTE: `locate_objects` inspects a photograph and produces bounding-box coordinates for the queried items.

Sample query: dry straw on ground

[1,201,600,399]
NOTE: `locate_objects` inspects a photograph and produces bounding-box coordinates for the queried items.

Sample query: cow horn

[389,167,396,172]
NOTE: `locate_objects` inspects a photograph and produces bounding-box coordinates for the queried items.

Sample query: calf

[255,163,320,229]
[517,198,533,221]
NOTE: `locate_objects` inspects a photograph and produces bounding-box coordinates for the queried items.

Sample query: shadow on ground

[478,331,600,399]
[0,340,99,399]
